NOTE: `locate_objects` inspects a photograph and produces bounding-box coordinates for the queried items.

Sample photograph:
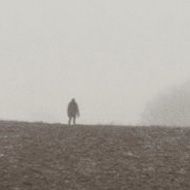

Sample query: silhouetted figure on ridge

[67,98,80,125]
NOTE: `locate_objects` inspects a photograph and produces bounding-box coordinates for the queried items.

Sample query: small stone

[127,151,133,156]
[178,168,185,175]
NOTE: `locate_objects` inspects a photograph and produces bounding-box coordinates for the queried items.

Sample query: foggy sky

[0,0,190,125]
[142,81,190,126]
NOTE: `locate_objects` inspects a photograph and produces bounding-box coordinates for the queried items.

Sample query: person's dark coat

[67,99,79,118]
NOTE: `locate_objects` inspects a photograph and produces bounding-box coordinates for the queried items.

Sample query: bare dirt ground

[0,121,189,190]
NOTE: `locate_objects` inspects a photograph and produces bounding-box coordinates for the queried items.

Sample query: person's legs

[68,117,71,125]
[73,116,76,125]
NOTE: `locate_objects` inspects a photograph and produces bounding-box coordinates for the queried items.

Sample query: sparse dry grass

[0,121,189,190]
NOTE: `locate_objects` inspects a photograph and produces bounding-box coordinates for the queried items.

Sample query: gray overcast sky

[0,0,190,124]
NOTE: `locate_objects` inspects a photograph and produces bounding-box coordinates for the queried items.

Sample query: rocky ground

[0,121,189,190]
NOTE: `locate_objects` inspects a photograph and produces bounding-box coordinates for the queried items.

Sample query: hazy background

[0,0,190,125]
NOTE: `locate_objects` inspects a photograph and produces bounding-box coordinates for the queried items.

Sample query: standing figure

[67,98,80,125]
